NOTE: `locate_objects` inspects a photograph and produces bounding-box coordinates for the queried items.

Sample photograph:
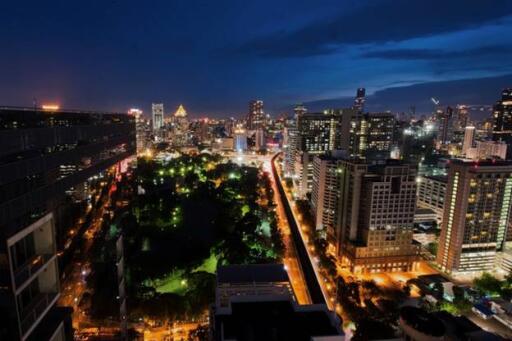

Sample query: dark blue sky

[1,0,512,117]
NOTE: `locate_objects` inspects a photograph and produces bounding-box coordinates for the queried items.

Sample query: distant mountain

[292,74,512,119]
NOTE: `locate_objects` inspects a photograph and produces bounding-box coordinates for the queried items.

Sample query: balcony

[20,291,59,337]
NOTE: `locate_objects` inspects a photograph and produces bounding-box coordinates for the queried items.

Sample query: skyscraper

[294,111,345,197]
[171,104,189,146]
[336,159,420,273]
[247,100,265,130]
[438,106,454,145]
[437,159,512,275]
[492,88,512,157]
[152,103,164,131]
[353,88,366,112]
[0,106,135,340]
[310,154,344,240]
[283,126,298,177]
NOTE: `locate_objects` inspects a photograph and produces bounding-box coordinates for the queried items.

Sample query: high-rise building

[210,264,343,341]
[327,109,394,159]
[294,111,346,197]
[310,154,345,240]
[247,100,265,130]
[171,104,189,147]
[353,88,366,112]
[234,127,248,151]
[0,106,135,340]
[254,128,266,151]
[289,109,394,197]
[129,108,150,154]
[438,106,454,145]
[336,159,420,273]
[461,126,475,156]
[283,126,298,178]
[455,105,470,131]
[152,103,164,131]
[492,89,512,148]
[437,159,512,275]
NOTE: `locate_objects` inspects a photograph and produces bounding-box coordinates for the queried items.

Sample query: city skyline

[1,1,512,117]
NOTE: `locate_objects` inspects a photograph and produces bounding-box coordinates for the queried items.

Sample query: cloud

[360,45,512,60]
[237,0,512,58]
[297,74,512,115]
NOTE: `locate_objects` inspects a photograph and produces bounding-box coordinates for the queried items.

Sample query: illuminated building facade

[247,100,265,130]
[294,111,344,197]
[461,126,475,156]
[234,127,248,151]
[438,106,454,145]
[466,140,508,160]
[310,154,344,240]
[0,107,135,340]
[283,126,298,177]
[492,89,512,158]
[171,104,189,147]
[416,175,447,223]
[437,159,512,275]
[151,103,164,131]
[336,160,420,273]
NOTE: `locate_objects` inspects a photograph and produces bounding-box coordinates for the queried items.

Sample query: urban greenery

[122,153,284,320]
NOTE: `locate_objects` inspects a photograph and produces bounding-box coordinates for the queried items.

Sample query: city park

[88,152,285,324]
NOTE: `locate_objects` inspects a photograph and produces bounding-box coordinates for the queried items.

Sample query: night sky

[1,0,512,117]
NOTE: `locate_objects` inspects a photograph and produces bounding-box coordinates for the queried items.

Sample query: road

[271,153,332,307]
[228,152,312,305]
[58,180,115,330]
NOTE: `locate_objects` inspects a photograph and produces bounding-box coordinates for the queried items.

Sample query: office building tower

[492,88,512,159]
[254,128,266,151]
[437,159,512,275]
[360,112,395,159]
[336,159,420,273]
[294,111,345,197]
[234,127,248,151]
[171,104,189,147]
[438,106,454,145]
[247,100,265,130]
[353,88,366,112]
[310,154,345,240]
[129,108,149,154]
[416,175,447,223]
[461,126,475,156]
[283,126,298,178]
[492,89,512,146]
[455,105,470,131]
[328,110,394,159]
[211,264,343,341]
[0,106,135,340]
[152,103,164,131]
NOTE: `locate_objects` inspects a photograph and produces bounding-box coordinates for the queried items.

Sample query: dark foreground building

[0,107,135,340]
[211,264,344,341]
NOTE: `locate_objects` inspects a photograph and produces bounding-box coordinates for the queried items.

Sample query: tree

[473,272,502,296]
